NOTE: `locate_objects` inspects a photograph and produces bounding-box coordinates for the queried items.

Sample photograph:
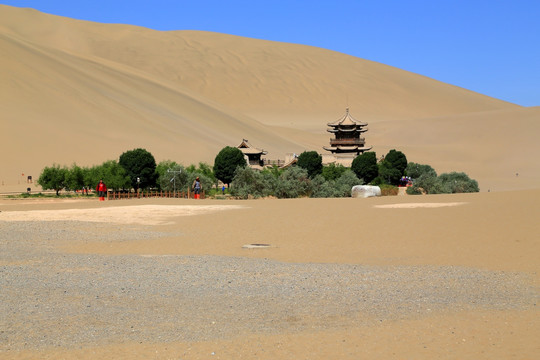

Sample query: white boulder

[351,185,381,198]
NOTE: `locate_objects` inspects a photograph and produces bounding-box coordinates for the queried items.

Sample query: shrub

[439,172,480,193]
[334,170,363,197]
[231,166,275,199]
[322,163,348,181]
[275,167,311,198]
[406,162,437,179]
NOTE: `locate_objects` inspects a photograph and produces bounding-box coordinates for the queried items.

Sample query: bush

[439,172,480,193]
[379,184,399,196]
[231,167,276,199]
[322,163,348,181]
[275,167,312,198]
[334,170,363,197]
[406,162,437,179]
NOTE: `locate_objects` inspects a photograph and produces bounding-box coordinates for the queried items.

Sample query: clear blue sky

[3,0,539,106]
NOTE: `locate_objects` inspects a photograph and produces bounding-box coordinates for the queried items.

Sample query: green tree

[100,160,131,191]
[296,151,323,178]
[65,164,85,192]
[379,149,407,185]
[156,161,187,192]
[38,164,68,195]
[118,148,157,190]
[213,146,247,186]
[351,152,378,184]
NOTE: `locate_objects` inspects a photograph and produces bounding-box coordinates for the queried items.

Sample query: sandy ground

[1,190,538,359]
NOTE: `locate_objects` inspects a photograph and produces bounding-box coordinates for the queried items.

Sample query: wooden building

[237,139,268,169]
[323,108,372,155]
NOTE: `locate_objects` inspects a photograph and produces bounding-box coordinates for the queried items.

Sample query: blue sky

[3,0,539,106]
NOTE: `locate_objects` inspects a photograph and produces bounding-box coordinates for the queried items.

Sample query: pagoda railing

[329,138,365,146]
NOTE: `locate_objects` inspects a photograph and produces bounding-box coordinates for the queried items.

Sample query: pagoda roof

[327,108,368,127]
[237,139,268,155]
[323,145,373,152]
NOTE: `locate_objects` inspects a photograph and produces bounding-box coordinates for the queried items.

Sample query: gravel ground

[0,221,537,351]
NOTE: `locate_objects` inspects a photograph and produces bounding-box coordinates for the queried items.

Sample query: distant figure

[96,179,107,201]
[192,177,202,199]
[27,175,32,184]
[222,185,226,195]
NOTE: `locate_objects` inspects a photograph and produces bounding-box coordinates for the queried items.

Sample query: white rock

[351,185,381,198]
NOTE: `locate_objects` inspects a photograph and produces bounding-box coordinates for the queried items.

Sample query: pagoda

[323,108,372,155]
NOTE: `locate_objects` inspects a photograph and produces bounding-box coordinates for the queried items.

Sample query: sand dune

[0,5,538,192]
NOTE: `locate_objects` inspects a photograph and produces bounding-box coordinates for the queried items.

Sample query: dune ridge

[1,5,538,191]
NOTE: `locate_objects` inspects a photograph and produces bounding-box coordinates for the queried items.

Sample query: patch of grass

[379,184,399,196]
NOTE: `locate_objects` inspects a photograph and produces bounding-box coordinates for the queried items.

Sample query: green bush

[439,172,480,193]
[275,167,311,198]
[230,166,276,199]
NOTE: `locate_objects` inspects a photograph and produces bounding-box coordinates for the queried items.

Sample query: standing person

[96,179,107,201]
[192,177,202,199]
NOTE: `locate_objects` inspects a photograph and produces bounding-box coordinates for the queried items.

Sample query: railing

[107,190,205,200]
[263,159,287,166]
[329,138,365,146]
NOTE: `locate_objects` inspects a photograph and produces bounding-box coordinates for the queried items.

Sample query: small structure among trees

[237,139,267,169]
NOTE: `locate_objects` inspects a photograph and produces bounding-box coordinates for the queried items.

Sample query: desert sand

[1,5,539,193]
[1,191,539,359]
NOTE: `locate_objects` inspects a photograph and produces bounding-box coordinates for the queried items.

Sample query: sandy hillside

[1,5,538,192]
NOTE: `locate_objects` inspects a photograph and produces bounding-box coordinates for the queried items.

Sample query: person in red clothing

[96,179,107,201]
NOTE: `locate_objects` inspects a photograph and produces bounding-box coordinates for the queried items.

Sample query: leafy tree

[156,160,187,192]
[378,149,407,185]
[99,160,131,191]
[38,164,68,195]
[213,146,247,186]
[118,148,157,190]
[65,164,85,192]
[296,151,323,178]
[322,163,347,181]
[351,152,378,184]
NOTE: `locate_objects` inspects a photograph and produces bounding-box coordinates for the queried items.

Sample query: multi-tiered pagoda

[323,108,372,155]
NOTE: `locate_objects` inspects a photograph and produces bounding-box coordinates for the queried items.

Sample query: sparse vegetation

[33,147,479,199]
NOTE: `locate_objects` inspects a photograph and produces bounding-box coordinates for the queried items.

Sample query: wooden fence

[107,190,205,200]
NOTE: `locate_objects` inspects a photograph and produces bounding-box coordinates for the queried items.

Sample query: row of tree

[37,146,478,197]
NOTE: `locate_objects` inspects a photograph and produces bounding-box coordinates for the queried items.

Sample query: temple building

[322,108,372,166]
[237,139,268,169]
